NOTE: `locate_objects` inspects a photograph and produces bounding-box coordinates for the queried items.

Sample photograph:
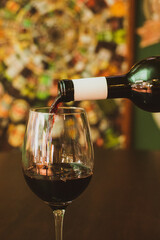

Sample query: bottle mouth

[58,80,74,102]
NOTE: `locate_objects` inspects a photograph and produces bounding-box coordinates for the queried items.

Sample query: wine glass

[22,106,94,240]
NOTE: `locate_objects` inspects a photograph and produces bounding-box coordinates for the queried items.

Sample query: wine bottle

[57,56,160,112]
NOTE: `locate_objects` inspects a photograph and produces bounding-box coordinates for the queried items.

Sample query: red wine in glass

[23,162,92,210]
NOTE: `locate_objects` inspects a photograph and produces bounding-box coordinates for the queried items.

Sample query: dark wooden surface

[1,147,160,240]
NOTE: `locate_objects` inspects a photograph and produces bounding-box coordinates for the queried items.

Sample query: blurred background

[0,0,160,151]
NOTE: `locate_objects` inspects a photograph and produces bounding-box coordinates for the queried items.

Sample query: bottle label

[72,77,108,101]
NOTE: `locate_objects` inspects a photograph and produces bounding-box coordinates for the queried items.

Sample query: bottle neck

[59,74,130,102]
[106,74,130,99]
[58,80,74,102]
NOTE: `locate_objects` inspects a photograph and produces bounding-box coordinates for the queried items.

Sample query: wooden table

[0,147,160,240]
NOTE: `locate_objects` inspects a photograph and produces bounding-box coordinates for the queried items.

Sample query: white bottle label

[72,77,108,101]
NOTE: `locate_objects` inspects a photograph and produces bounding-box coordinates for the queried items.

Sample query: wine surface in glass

[24,162,92,209]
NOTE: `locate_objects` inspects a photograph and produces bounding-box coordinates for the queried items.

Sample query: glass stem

[53,209,65,240]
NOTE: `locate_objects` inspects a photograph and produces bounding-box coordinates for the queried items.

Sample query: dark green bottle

[55,56,160,112]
